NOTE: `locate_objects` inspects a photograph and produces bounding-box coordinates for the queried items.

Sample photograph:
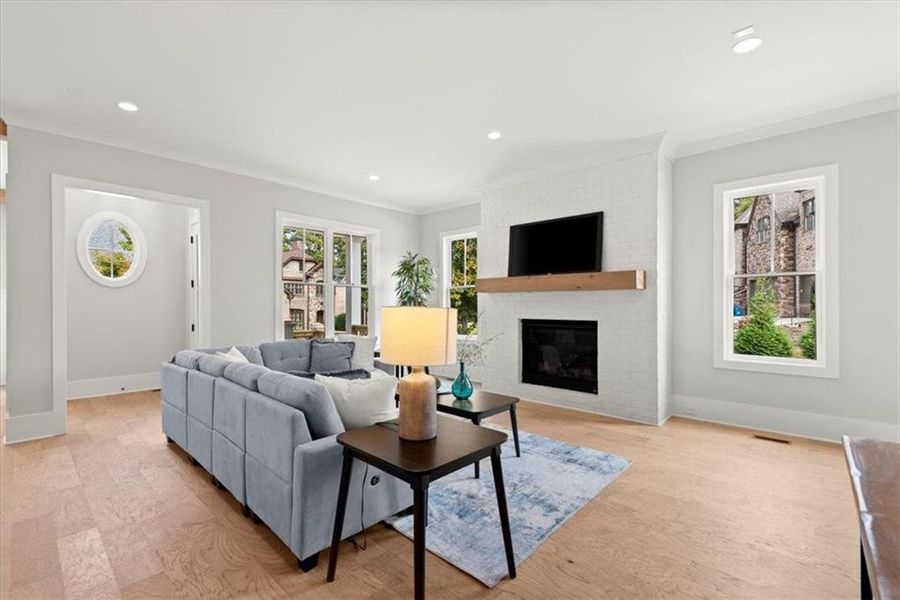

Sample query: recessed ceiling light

[732,25,762,54]
[368,174,380,181]
[117,101,139,112]
[486,131,502,140]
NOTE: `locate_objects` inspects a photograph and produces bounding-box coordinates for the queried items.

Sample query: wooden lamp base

[398,367,437,441]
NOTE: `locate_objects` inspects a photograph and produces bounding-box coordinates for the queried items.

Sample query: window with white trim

[713,165,839,378]
[442,231,478,336]
[77,211,147,287]
[278,213,376,339]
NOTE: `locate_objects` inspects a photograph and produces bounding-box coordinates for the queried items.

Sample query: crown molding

[7,94,896,218]
[2,110,419,215]
[674,95,900,159]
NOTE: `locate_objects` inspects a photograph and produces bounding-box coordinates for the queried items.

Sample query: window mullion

[324,228,335,338]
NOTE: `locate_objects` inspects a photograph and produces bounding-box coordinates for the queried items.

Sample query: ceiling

[1,1,898,213]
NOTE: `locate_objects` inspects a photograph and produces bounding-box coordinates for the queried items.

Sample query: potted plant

[392,252,435,307]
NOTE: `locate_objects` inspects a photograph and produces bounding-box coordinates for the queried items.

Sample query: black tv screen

[508,212,603,276]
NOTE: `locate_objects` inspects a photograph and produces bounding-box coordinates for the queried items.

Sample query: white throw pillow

[316,370,398,429]
[216,346,249,363]
[335,334,378,370]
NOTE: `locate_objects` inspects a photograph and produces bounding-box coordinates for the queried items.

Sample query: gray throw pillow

[290,368,371,381]
[309,340,354,373]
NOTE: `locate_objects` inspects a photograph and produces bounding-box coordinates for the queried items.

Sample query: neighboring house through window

[277,212,377,339]
[442,230,478,335]
[714,165,838,378]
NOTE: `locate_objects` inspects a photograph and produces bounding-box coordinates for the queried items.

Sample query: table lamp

[381,306,457,441]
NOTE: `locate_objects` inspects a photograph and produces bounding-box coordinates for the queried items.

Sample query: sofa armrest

[373,358,394,376]
[245,392,312,482]
[290,435,357,559]
[289,435,412,561]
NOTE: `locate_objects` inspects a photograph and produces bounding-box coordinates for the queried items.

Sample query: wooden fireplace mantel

[475,270,646,293]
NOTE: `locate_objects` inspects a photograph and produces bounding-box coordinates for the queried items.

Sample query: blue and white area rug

[386,429,630,587]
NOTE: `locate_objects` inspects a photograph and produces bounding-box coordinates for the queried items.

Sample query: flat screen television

[508,212,603,276]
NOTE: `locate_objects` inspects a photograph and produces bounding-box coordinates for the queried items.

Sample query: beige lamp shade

[380,306,457,367]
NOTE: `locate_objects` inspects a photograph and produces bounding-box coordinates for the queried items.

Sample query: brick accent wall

[796,189,816,272]
[745,195,772,274]
[477,149,671,425]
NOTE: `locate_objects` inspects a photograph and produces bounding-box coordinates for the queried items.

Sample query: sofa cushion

[315,370,398,430]
[309,340,354,373]
[257,371,345,439]
[259,339,312,373]
[223,362,270,392]
[198,354,233,377]
[336,334,377,370]
[187,370,216,426]
[176,346,263,368]
[173,349,206,369]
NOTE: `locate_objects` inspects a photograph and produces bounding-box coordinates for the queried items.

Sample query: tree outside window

[445,233,478,335]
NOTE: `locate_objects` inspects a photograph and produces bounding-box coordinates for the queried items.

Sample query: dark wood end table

[326,416,517,599]
[436,390,520,478]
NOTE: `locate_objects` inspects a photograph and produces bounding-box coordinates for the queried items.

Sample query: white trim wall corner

[274,210,380,341]
[4,175,213,444]
[712,164,839,379]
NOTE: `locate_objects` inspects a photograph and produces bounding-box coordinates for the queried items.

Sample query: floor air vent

[753,434,792,445]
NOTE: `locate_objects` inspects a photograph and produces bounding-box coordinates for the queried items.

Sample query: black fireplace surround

[521,319,598,394]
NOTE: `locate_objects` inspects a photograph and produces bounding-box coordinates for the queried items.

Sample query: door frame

[187,215,202,348]
[46,175,211,438]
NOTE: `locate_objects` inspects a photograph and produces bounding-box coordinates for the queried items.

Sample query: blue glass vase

[451,362,474,400]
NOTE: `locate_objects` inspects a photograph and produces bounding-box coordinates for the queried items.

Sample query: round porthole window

[77,212,147,287]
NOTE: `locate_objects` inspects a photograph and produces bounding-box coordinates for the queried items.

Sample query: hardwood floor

[1,389,859,599]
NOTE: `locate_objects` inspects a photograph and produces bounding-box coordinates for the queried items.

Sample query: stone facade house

[733,190,816,319]
[281,241,337,336]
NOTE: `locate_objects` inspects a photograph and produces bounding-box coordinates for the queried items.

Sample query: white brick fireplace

[478,139,672,425]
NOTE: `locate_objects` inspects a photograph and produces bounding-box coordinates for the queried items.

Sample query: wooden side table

[326,416,517,599]
[436,390,520,478]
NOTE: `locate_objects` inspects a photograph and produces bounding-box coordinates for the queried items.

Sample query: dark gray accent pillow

[309,340,354,373]
[289,368,370,381]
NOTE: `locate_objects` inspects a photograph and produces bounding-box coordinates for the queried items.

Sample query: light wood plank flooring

[0,389,859,599]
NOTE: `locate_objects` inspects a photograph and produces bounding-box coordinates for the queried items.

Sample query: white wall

[418,202,481,307]
[65,189,190,396]
[5,126,419,440]
[672,110,900,441]
[0,203,7,385]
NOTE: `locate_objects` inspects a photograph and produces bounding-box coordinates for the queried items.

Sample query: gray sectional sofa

[160,339,411,571]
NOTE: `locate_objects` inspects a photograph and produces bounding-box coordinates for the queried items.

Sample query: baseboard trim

[67,372,160,400]
[671,394,899,443]
[4,409,65,444]
[515,395,661,426]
